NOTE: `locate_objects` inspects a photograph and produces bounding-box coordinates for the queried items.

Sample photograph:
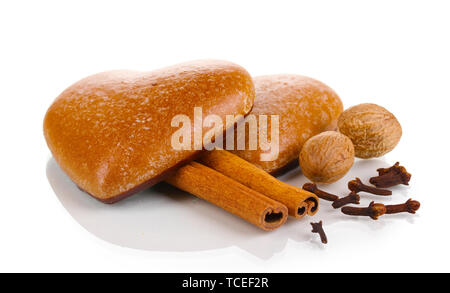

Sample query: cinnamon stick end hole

[297,207,306,216]
[307,197,318,214]
[264,211,284,223]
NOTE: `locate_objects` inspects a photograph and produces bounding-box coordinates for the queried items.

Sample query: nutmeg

[337,103,402,159]
[299,131,355,184]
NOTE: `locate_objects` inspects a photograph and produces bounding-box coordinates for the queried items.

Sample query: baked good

[230,75,343,174]
[44,60,254,202]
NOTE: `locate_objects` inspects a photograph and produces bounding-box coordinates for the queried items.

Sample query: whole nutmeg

[338,103,402,158]
[299,131,355,184]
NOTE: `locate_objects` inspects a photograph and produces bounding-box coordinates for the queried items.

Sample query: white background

[1,0,449,273]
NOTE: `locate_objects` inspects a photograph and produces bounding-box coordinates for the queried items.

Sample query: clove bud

[348,177,392,195]
[332,192,360,209]
[385,199,420,214]
[311,221,327,244]
[341,201,386,220]
[303,183,339,202]
[369,162,411,188]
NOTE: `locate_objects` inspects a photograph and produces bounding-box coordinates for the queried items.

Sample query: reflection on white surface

[46,157,416,259]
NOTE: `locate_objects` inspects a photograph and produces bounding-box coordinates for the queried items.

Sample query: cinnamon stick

[165,162,288,231]
[198,149,319,218]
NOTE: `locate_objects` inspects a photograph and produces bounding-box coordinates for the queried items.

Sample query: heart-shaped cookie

[44,60,254,203]
[230,75,343,174]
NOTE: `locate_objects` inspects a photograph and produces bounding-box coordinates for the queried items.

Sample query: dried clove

[348,177,392,196]
[369,162,411,188]
[376,162,402,176]
[332,192,360,209]
[303,183,339,202]
[385,199,420,214]
[311,221,327,244]
[341,201,386,220]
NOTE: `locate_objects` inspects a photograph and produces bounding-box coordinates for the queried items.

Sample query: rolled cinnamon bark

[198,149,318,218]
[165,162,288,231]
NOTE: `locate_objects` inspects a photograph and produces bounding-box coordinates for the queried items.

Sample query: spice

[199,150,319,218]
[302,183,339,202]
[299,131,355,184]
[348,177,392,195]
[376,162,403,176]
[166,162,288,231]
[332,192,360,209]
[341,201,386,220]
[311,221,327,244]
[369,162,411,188]
[337,103,402,158]
[385,199,420,214]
